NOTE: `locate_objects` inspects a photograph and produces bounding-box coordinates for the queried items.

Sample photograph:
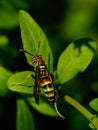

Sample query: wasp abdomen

[41,78,55,105]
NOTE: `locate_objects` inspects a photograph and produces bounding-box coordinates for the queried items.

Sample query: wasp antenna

[19,49,34,56]
[19,49,24,52]
[38,41,40,49]
[36,40,41,54]
[54,103,65,119]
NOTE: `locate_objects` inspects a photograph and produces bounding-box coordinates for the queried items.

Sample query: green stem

[64,95,98,130]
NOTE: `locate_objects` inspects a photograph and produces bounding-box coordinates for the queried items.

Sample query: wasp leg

[53,86,65,119]
[28,62,36,72]
[31,74,35,79]
[54,102,65,119]
[11,73,35,86]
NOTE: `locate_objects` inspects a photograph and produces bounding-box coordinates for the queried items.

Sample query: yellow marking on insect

[42,81,52,86]
[44,87,54,92]
[40,65,46,69]
[45,91,54,97]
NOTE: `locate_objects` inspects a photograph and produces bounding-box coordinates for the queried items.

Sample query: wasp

[15,43,64,119]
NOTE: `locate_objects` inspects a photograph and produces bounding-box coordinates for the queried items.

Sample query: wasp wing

[33,66,41,105]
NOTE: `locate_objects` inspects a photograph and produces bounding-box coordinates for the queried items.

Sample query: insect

[15,42,65,119]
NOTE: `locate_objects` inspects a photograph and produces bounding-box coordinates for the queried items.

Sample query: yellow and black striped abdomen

[41,78,56,105]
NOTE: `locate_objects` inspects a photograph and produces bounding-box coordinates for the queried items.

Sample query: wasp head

[32,54,45,66]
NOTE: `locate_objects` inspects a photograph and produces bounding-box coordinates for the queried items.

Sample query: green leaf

[11,0,29,9]
[16,98,35,130]
[19,10,53,73]
[26,96,58,117]
[57,38,96,84]
[0,1,28,29]
[0,4,18,29]
[0,35,9,45]
[89,98,98,112]
[0,66,12,97]
[7,71,58,117]
[7,71,34,94]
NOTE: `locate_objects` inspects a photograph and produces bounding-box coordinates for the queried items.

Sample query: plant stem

[64,95,98,130]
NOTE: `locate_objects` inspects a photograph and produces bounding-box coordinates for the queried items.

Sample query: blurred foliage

[16,98,35,130]
[0,0,98,130]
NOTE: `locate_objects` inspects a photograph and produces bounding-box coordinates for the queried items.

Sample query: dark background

[0,0,98,130]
